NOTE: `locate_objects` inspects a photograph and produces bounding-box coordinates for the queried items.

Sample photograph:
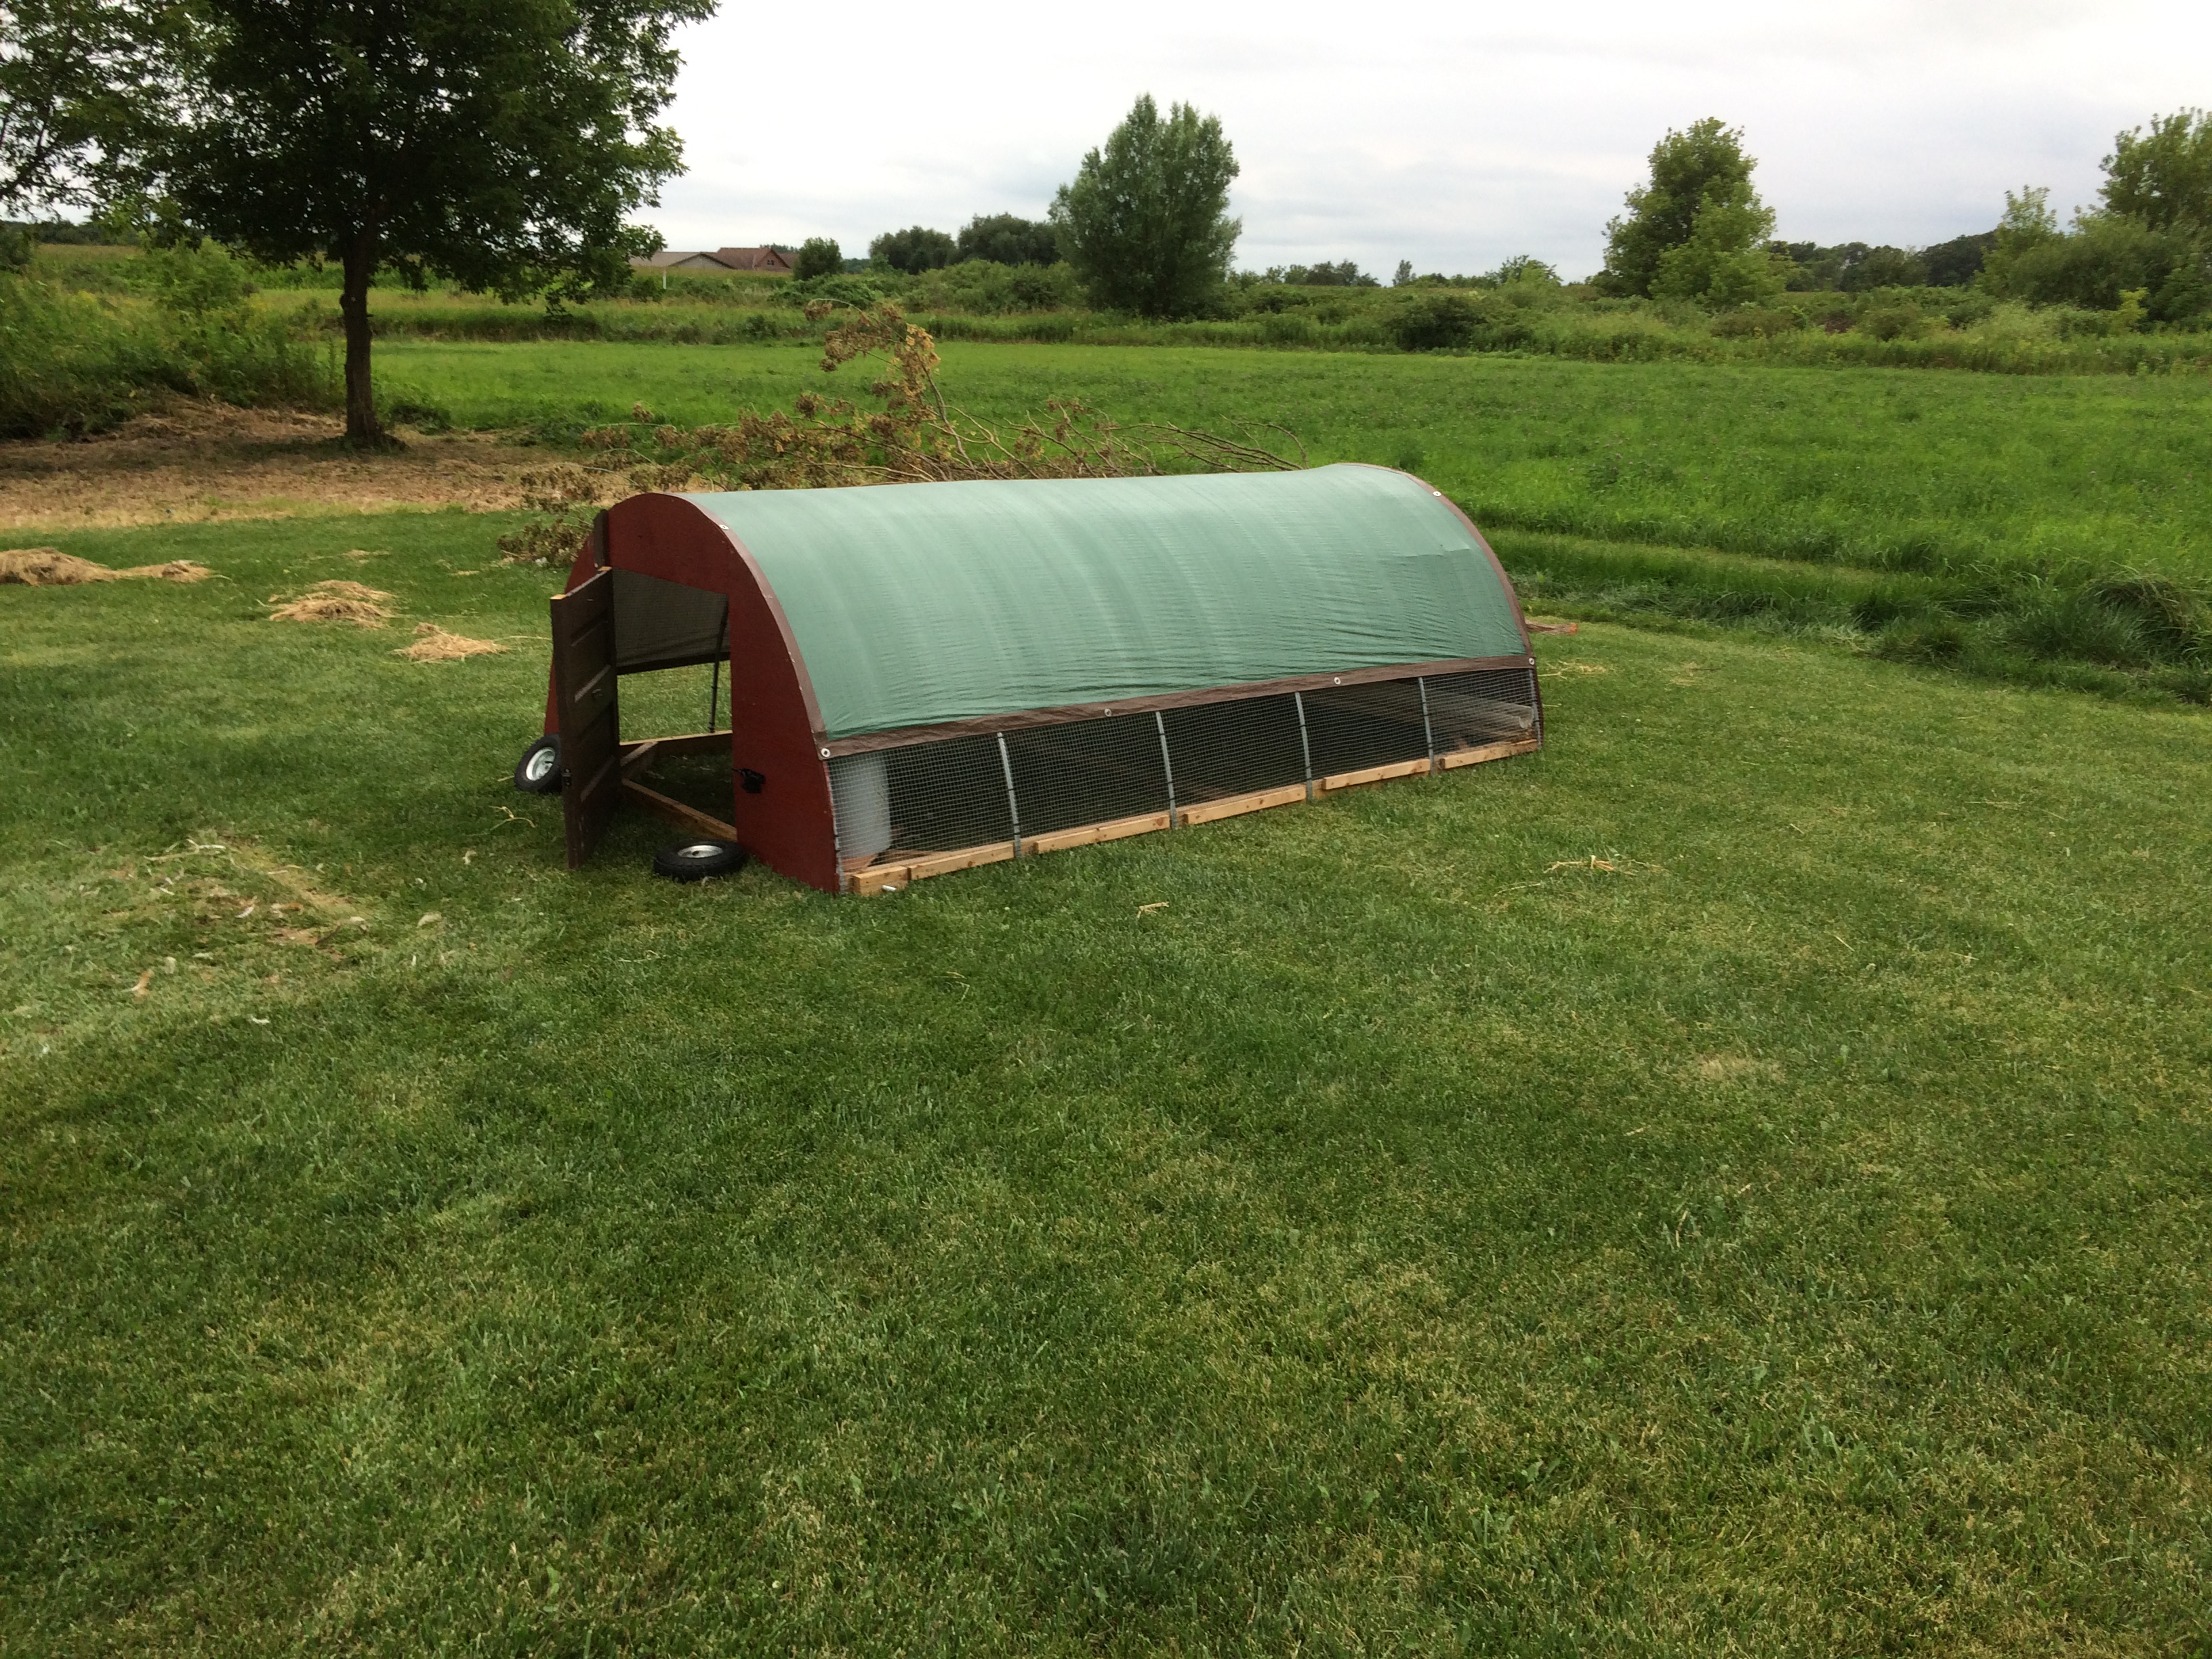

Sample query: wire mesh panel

[1160,694,1309,805]
[834,667,1543,884]
[1003,714,1171,836]
[1301,680,1434,777]
[1424,666,1541,754]
[874,733,1014,855]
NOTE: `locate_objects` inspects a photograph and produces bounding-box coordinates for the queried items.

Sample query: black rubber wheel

[653,838,748,882]
[513,734,563,794]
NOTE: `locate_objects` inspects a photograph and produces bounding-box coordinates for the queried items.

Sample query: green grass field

[381,340,2212,582]
[375,338,2212,700]
[5,511,2209,1652]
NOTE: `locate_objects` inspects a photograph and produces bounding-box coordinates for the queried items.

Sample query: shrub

[1386,291,1480,350]
[1856,303,1930,342]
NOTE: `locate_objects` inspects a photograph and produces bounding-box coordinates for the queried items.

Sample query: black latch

[739,768,765,794]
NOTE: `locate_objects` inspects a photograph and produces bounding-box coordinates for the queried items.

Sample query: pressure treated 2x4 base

[845,735,1539,896]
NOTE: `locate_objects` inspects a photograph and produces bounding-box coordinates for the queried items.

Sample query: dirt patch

[268,579,395,626]
[0,401,614,533]
[1,548,215,585]
[396,623,506,662]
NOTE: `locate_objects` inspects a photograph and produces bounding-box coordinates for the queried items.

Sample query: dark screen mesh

[1301,679,1433,777]
[880,734,1013,855]
[837,665,1540,878]
[1004,714,1171,836]
[1160,695,1309,804]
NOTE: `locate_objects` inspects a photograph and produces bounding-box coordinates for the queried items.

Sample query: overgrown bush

[901,259,1081,315]
[1709,305,1806,338]
[0,242,334,437]
[1386,292,1481,350]
[1856,302,1930,342]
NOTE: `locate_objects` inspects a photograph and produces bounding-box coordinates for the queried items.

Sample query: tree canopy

[793,237,842,281]
[1051,94,1239,319]
[869,226,955,274]
[127,0,708,444]
[955,213,1057,266]
[2101,109,2212,236]
[1601,119,1781,306]
[1982,172,2210,325]
[0,0,163,214]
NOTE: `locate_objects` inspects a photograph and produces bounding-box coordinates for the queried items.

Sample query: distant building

[628,246,796,275]
[712,247,794,272]
[631,249,741,272]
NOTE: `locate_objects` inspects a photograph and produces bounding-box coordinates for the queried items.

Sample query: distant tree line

[1593,112,2211,325]
[850,106,2210,327]
[857,96,1242,319]
[1769,234,1995,291]
[865,214,1062,274]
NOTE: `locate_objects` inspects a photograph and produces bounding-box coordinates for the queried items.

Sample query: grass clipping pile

[1,548,213,585]
[396,623,504,663]
[497,302,1304,567]
[266,579,393,626]
[266,581,504,662]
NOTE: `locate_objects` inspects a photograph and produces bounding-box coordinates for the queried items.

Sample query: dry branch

[499,304,1303,566]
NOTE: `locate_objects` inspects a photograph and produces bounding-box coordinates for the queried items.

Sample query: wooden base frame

[845,734,1538,895]
[618,733,741,843]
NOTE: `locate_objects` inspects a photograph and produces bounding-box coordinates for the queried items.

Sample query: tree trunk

[338,231,380,447]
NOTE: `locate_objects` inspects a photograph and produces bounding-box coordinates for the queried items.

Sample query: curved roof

[687,464,1528,742]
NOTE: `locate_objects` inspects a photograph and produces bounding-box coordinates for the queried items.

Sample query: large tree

[1052,94,1238,319]
[1601,118,1780,306]
[134,0,710,445]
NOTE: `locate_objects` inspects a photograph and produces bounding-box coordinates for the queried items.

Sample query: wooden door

[551,569,620,869]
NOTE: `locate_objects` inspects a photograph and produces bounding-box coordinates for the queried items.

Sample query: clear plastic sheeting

[827,752,892,862]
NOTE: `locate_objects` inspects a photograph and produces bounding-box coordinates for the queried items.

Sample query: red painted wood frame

[544,494,842,892]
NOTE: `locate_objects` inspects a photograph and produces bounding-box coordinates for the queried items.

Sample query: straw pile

[395,623,506,662]
[1,548,214,585]
[267,579,394,626]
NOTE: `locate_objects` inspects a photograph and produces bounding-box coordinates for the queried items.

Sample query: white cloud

[644,0,2212,279]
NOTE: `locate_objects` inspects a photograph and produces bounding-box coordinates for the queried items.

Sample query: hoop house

[539,464,1543,892]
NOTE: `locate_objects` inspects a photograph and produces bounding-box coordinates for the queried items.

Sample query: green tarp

[689,464,1526,741]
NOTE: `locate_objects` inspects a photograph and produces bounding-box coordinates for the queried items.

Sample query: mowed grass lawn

[381,339,2212,581]
[3,511,2209,1653]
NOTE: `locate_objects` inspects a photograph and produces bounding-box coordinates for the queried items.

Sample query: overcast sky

[643,0,2212,280]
